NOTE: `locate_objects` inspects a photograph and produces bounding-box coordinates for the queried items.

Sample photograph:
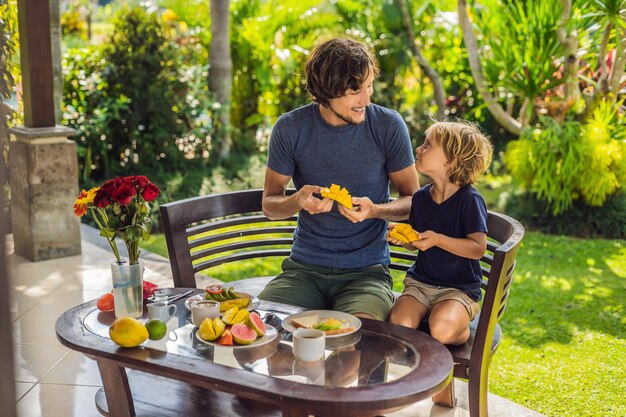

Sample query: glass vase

[111,259,144,318]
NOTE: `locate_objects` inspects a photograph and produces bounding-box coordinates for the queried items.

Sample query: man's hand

[337,196,377,223]
[297,185,334,215]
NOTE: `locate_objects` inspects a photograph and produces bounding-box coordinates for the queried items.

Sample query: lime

[145,319,167,340]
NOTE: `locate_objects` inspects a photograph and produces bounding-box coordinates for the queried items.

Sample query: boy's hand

[412,230,439,251]
[297,185,334,215]
[338,196,375,223]
[386,225,416,250]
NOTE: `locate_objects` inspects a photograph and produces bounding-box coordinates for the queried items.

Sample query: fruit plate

[185,293,260,312]
[195,323,278,349]
[282,310,362,338]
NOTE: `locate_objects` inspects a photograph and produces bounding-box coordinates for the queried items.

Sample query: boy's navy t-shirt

[406,184,488,301]
[267,103,415,269]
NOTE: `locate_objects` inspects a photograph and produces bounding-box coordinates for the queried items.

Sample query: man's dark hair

[305,38,379,107]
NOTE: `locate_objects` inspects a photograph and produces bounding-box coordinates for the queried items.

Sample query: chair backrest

[467,211,524,368]
[160,189,295,288]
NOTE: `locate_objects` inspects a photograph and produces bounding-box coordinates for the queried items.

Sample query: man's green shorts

[258,258,395,321]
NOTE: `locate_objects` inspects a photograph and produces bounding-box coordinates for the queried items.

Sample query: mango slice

[321,183,353,209]
[222,306,250,325]
[389,223,420,243]
[389,230,408,242]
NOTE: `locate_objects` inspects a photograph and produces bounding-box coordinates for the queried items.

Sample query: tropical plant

[62,46,111,182]
[63,6,219,189]
[459,0,568,133]
[0,0,18,215]
[393,0,447,119]
[504,118,583,215]
[334,0,493,145]
[504,101,626,216]
[229,0,341,153]
[579,0,626,112]
[61,9,88,39]
[458,0,626,216]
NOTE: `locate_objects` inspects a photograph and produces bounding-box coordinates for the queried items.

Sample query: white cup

[293,328,325,362]
[191,301,220,326]
[147,302,177,323]
[152,290,169,303]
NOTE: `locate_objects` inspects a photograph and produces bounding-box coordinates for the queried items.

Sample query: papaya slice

[321,183,353,209]
[216,329,233,346]
[219,297,250,312]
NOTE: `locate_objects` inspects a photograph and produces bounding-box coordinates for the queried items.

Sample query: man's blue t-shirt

[406,184,488,301]
[267,103,415,269]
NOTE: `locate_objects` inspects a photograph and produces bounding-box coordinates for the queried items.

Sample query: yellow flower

[162,9,177,23]
[73,187,99,217]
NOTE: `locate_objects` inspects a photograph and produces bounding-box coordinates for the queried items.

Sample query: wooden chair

[160,189,525,417]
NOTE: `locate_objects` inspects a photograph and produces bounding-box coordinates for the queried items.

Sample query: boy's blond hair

[425,121,493,187]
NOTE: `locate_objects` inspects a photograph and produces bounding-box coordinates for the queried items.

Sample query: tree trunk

[457,0,522,135]
[609,26,626,97]
[556,0,580,105]
[586,18,625,116]
[209,0,232,160]
[394,0,447,120]
[49,0,62,123]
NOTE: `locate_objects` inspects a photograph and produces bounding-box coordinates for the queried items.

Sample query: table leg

[97,359,136,417]
[432,380,456,408]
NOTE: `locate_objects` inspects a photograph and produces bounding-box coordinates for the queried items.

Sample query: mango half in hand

[321,183,353,209]
[389,223,420,243]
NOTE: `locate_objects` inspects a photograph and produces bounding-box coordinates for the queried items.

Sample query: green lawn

[141,224,626,417]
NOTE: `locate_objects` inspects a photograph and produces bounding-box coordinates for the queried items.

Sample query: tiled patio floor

[8,225,546,417]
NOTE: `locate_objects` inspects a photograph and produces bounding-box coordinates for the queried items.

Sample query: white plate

[184,293,260,312]
[195,323,278,349]
[282,310,362,338]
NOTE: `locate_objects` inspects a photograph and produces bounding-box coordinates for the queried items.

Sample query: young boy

[387,120,493,345]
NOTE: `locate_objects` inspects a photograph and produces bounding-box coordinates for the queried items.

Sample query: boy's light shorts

[401,276,480,320]
[258,258,395,321]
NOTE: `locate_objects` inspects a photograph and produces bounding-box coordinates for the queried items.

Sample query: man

[259,37,419,320]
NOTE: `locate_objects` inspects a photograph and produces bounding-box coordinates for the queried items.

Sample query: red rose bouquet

[73,176,161,265]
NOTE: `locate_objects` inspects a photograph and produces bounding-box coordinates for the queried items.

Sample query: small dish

[185,293,260,312]
[282,310,362,339]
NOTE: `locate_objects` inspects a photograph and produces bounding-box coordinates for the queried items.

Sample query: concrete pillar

[9,125,80,261]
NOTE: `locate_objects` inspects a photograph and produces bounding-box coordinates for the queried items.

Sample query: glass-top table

[57,288,453,417]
